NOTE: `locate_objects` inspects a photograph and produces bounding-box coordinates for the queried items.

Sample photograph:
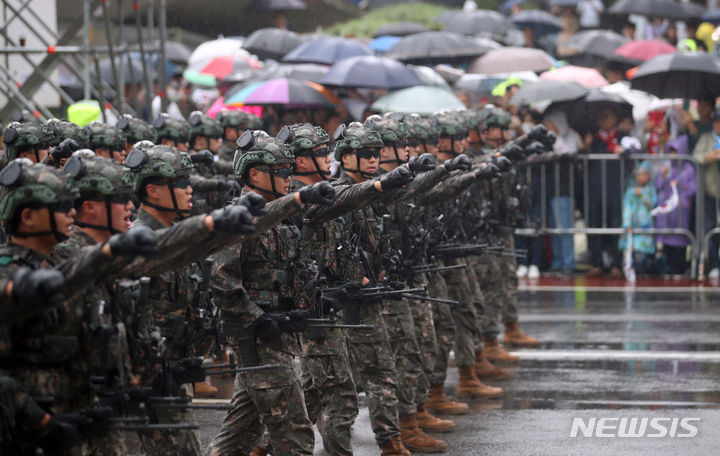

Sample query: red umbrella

[539,65,608,88]
[612,40,676,63]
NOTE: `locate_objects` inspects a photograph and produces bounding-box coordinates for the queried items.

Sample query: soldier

[115,114,157,156]
[0,158,158,455]
[282,123,359,455]
[364,113,450,453]
[331,121,412,456]
[206,130,335,456]
[43,119,89,167]
[84,121,128,164]
[188,111,223,155]
[3,122,53,163]
[216,110,262,162]
[154,113,190,152]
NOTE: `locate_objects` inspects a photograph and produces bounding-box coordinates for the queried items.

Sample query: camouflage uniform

[216,110,262,162]
[0,374,50,454]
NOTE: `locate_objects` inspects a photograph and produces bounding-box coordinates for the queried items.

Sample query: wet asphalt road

[182,285,720,455]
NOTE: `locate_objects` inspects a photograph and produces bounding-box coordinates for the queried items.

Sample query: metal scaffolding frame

[0,0,168,122]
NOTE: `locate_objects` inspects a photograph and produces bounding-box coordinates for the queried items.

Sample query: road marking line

[519,285,720,292]
[513,349,720,361]
[520,314,720,322]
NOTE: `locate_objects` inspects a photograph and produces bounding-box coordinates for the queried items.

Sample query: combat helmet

[125,143,194,217]
[45,119,89,148]
[0,159,79,240]
[481,106,511,130]
[233,130,295,198]
[84,121,126,152]
[332,122,384,178]
[3,122,54,161]
[153,113,190,146]
[215,110,263,137]
[188,111,222,147]
[62,151,134,234]
[278,123,331,179]
[116,114,157,144]
[433,111,465,156]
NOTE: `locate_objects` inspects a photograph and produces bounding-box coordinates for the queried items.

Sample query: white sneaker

[709,268,720,279]
[517,265,528,278]
[528,265,540,279]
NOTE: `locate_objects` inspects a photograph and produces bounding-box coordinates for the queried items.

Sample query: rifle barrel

[110,423,200,431]
[404,294,459,305]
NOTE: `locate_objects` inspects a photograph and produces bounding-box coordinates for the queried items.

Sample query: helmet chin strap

[74,198,122,235]
[142,182,192,219]
[10,207,68,243]
[293,154,331,180]
[246,181,285,199]
[379,144,407,165]
[343,151,375,179]
[439,137,459,157]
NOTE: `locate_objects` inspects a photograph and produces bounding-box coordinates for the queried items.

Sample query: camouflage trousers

[300,327,358,456]
[443,263,478,368]
[139,385,202,456]
[428,272,455,386]
[477,233,519,340]
[340,301,401,444]
[206,337,314,456]
[84,432,129,456]
[382,299,424,417]
[408,300,436,405]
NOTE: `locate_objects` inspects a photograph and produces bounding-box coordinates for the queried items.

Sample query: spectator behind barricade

[682,98,715,150]
[583,106,629,277]
[619,162,658,276]
[544,109,582,277]
[692,109,720,278]
[644,110,669,155]
[655,135,697,276]
[556,7,581,58]
[577,0,603,29]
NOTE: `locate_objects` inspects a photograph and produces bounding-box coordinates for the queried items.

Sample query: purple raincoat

[654,135,697,247]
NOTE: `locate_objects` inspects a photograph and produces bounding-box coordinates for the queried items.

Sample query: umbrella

[550,0,580,5]
[548,88,633,132]
[369,36,403,53]
[565,30,629,59]
[373,22,429,38]
[258,62,329,81]
[252,0,306,10]
[188,38,248,67]
[319,55,421,89]
[135,40,192,65]
[701,9,720,23]
[242,28,303,60]
[407,65,452,91]
[386,31,495,65]
[283,37,372,65]
[99,57,155,85]
[224,78,340,108]
[370,86,465,114]
[455,71,538,95]
[499,0,529,15]
[433,10,463,25]
[601,81,659,124]
[509,80,588,105]
[612,40,676,64]
[631,52,720,100]
[453,10,516,37]
[680,1,706,19]
[468,47,556,74]
[539,65,609,88]
[510,10,562,36]
[184,53,262,86]
[608,0,689,21]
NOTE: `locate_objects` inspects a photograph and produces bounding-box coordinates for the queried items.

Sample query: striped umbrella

[224,78,341,108]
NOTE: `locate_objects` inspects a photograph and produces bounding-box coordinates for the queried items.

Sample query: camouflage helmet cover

[279,123,330,155]
[125,144,194,193]
[64,152,133,196]
[153,114,190,143]
[45,119,89,148]
[188,111,222,140]
[116,114,157,144]
[233,130,295,178]
[84,121,126,150]
[3,122,54,160]
[332,121,384,161]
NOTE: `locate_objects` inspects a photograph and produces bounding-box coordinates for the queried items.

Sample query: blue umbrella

[701,9,720,24]
[283,37,372,65]
[511,10,562,36]
[370,36,402,53]
[319,55,421,89]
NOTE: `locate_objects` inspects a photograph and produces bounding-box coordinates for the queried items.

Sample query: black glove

[379,165,413,190]
[525,141,546,156]
[500,144,524,161]
[50,139,81,162]
[527,124,548,142]
[211,203,255,234]
[492,155,513,172]
[298,181,335,205]
[189,150,214,164]
[220,178,242,195]
[11,266,65,307]
[444,154,471,172]
[475,163,502,180]
[253,314,283,338]
[540,132,556,151]
[238,191,267,217]
[40,414,87,449]
[408,153,436,172]
[108,226,158,256]
[277,309,313,333]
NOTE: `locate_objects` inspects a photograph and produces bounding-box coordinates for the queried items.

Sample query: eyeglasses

[53,199,75,213]
[313,146,331,158]
[407,139,422,148]
[392,140,407,148]
[356,148,380,160]
[256,167,294,179]
[453,134,465,141]
[109,194,133,205]
[170,177,191,189]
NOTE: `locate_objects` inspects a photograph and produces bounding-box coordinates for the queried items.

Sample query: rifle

[404,294,460,305]
[412,263,468,274]
[430,243,492,259]
[320,282,426,325]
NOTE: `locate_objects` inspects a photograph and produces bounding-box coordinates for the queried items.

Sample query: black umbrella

[630,52,720,99]
[565,30,629,59]
[680,1,706,19]
[243,28,303,60]
[701,9,720,24]
[258,62,328,81]
[549,88,633,133]
[510,80,588,105]
[609,0,689,21]
[138,40,192,65]
[373,22,429,38]
[386,31,493,65]
[283,37,372,65]
[252,0,306,10]
[433,10,463,25]
[99,56,155,85]
[454,9,516,37]
[319,55,421,89]
[510,10,562,36]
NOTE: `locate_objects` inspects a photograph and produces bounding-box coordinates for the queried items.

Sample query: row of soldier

[0,106,553,456]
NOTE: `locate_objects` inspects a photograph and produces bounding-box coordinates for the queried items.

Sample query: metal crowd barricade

[515,153,704,279]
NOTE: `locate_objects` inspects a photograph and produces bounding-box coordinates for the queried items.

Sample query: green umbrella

[370,86,465,114]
